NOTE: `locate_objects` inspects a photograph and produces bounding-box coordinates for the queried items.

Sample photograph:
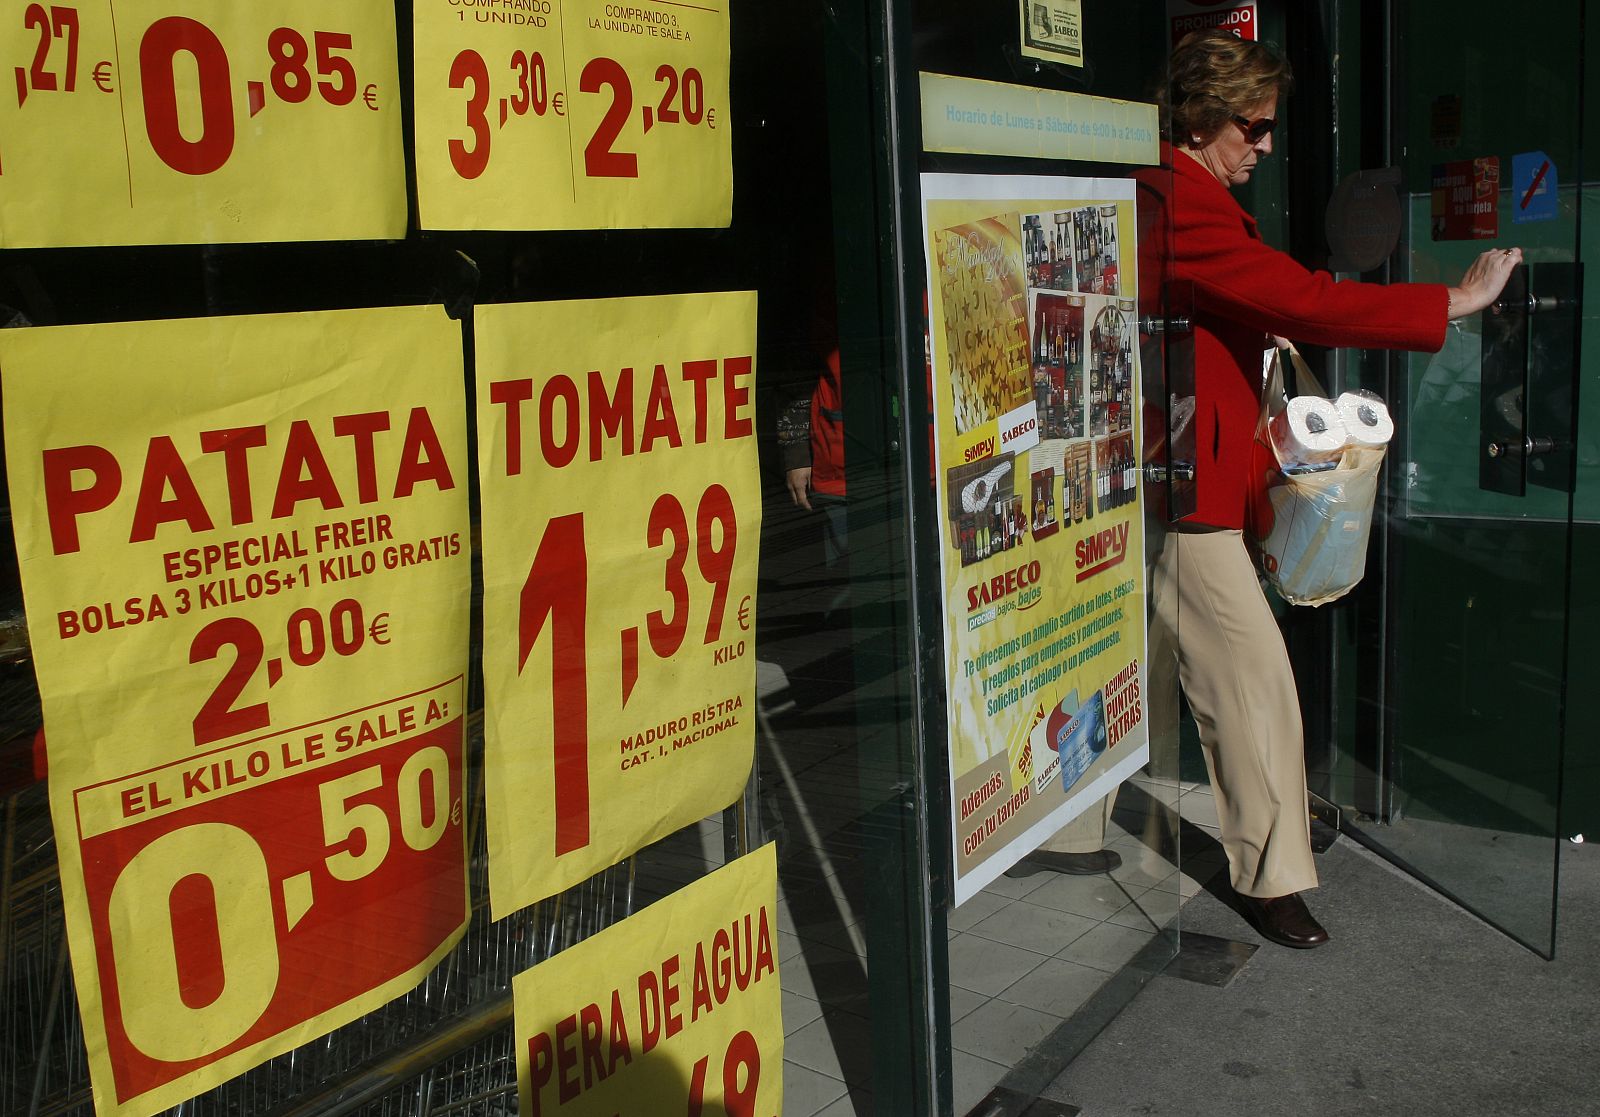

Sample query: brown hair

[1159,30,1293,145]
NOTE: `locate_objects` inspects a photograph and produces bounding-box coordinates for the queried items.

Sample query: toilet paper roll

[1269,396,1348,466]
[1335,391,1395,448]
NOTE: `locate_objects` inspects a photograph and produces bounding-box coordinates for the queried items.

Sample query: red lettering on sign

[490,357,754,473]
[331,412,392,504]
[1074,522,1130,580]
[393,408,455,497]
[197,427,268,525]
[40,410,456,555]
[131,436,217,541]
[965,559,1042,611]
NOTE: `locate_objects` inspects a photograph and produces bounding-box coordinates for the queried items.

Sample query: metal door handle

[1492,293,1572,316]
[1486,436,1557,459]
[1143,461,1195,484]
[1139,315,1191,336]
[1479,262,1579,496]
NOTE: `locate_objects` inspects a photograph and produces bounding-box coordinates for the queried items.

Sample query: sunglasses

[1230,113,1278,143]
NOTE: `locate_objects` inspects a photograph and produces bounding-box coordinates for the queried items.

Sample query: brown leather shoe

[1235,892,1330,949]
[1004,849,1123,878]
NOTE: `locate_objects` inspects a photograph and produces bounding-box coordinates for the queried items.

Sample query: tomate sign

[1,307,472,1117]
[0,0,406,247]
[413,0,731,230]
[475,292,758,916]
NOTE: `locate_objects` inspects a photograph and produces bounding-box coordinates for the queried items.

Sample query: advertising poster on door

[0,307,472,1117]
[413,0,731,230]
[513,844,781,1117]
[1019,0,1085,67]
[922,173,1150,906]
[0,0,406,248]
[1431,157,1501,240]
[476,292,759,916]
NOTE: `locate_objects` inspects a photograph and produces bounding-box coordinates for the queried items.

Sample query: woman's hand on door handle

[1447,246,1524,319]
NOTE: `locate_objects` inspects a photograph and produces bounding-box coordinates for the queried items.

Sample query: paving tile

[782,1060,849,1116]
[951,997,1067,1066]
[1023,871,1146,920]
[1056,921,1156,973]
[777,928,804,964]
[783,1011,875,1086]
[1180,788,1221,829]
[951,1049,1011,1115]
[783,990,825,1035]
[948,983,989,1024]
[801,916,870,957]
[780,941,869,1006]
[948,888,1013,932]
[811,1087,872,1117]
[1106,886,1182,931]
[996,956,1112,1017]
[965,899,1099,954]
[973,864,1054,900]
[947,931,1049,996]
[777,881,863,944]
[1105,841,1181,891]
[1150,860,1227,898]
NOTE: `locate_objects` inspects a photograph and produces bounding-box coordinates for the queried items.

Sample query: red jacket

[809,347,846,497]
[1134,146,1449,528]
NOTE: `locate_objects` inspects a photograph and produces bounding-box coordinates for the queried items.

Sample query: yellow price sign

[414,0,731,230]
[2,307,471,1117]
[0,0,405,248]
[476,291,758,915]
[513,846,782,1117]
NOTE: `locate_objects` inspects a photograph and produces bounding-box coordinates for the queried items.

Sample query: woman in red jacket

[1140,30,1519,947]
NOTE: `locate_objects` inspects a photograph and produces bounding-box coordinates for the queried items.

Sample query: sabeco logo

[966,559,1041,612]
[1003,416,1036,442]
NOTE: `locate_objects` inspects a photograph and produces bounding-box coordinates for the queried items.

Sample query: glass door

[1339,0,1586,956]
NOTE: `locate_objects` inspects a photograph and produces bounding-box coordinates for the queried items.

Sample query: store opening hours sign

[476,291,759,916]
[0,0,406,247]
[1,306,472,1117]
[414,0,731,230]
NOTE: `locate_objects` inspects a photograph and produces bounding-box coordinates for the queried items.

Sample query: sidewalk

[1036,837,1600,1117]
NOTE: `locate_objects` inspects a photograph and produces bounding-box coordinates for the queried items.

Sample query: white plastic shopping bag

[1249,345,1388,607]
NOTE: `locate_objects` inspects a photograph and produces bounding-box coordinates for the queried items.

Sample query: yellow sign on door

[513,845,782,1117]
[2,306,471,1117]
[414,0,731,229]
[476,291,758,915]
[0,0,406,247]
[921,173,1152,905]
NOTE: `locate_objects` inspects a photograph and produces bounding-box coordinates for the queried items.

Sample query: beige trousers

[1036,528,1316,897]
[1153,528,1317,897]
[1039,789,1117,854]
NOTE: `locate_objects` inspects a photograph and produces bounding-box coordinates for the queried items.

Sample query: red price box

[75,683,466,1105]
[414,0,731,230]
[0,0,406,247]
